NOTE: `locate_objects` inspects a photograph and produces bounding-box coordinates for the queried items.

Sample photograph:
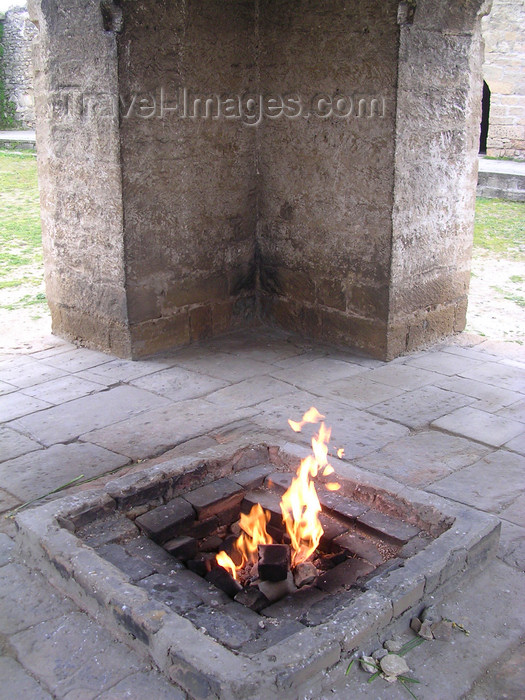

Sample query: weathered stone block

[135,498,196,544]
[184,478,244,521]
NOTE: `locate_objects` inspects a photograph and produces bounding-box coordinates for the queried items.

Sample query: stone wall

[118,0,258,356]
[258,0,398,357]
[0,5,37,127]
[28,0,489,360]
[28,0,129,354]
[388,0,486,356]
[482,0,525,160]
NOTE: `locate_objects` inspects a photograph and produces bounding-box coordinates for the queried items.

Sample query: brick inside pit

[77,460,433,654]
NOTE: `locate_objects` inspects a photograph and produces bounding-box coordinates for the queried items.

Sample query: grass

[474,198,525,260]
[0,149,44,301]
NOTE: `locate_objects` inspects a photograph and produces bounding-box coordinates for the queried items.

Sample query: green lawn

[0,150,46,311]
[473,197,525,260]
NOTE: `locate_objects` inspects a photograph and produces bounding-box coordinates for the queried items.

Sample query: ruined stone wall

[118,0,258,356]
[482,0,525,160]
[388,0,487,356]
[1,6,37,127]
[258,0,399,357]
[28,0,130,354]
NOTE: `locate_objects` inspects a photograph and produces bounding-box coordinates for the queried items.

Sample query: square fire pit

[15,436,499,699]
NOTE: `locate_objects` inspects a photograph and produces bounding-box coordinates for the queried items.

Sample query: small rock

[379,654,410,678]
[418,620,434,640]
[258,572,296,602]
[431,619,453,641]
[384,637,404,653]
[360,656,377,674]
[372,648,389,661]
[420,605,439,624]
[293,561,317,588]
[410,617,422,634]
[383,675,398,683]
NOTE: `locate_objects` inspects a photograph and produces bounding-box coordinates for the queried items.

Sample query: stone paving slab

[498,522,525,572]
[313,559,525,700]
[360,364,438,390]
[322,374,404,407]
[0,563,77,635]
[253,393,410,459]
[355,431,492,488]
[10,612,149,699]
[270,357,368,392]
[38,348,113,373]
[369,385,475,428]
[404,350,487,376]
[0,391,52,423]
[0,656,53,699]
[96,670,187,699]
[497,398,525,423]
[499,494,525,528]
[82,401,258,460]
[0,425,42,462]
[505,431,525,455]
[29,342,76,360]
[429,450,525,514]
[0,443,130,502]
[130,366,229,401]
[459,361,525,393]
[8,385,171,446]
[205,333,307,364]
[204,375,291,408]
[433,375,523,412]
[20,374,104,404]
[432,406,524,446]
[0,379,16,395]
[0,532,15,566]
[0,356,68,389]
[466,641,525,700]
[171,351,274,382]
[0,488,21,515]
[78,356,182,385]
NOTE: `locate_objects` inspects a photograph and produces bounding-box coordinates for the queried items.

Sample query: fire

[216,550,237,579]
[216,503,272,580]
[215,407,340,576]
[280,407,339,566]
[280,454,323,566]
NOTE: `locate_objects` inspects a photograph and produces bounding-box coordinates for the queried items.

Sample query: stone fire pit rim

[14,435,500,699]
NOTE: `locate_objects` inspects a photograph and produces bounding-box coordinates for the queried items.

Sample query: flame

[337,448,345,459]
[288,406,325,432]
[215,503,272,578]
[280,408,340,566]
[216,550,238,579]
[280,454,324,566]
[216,407,340,577]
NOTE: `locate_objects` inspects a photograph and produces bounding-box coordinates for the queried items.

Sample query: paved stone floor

[0,328,523,699]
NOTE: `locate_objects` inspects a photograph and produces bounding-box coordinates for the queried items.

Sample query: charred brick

[184,478,244,521]
[163,536,198,561]
[258,544,291,582]
[135,498,195,544]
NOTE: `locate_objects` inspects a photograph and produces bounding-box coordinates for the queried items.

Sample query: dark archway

[479,80,490,155]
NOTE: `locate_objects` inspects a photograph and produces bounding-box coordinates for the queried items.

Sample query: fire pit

[15,413,500,699]
[104,408,419,623]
